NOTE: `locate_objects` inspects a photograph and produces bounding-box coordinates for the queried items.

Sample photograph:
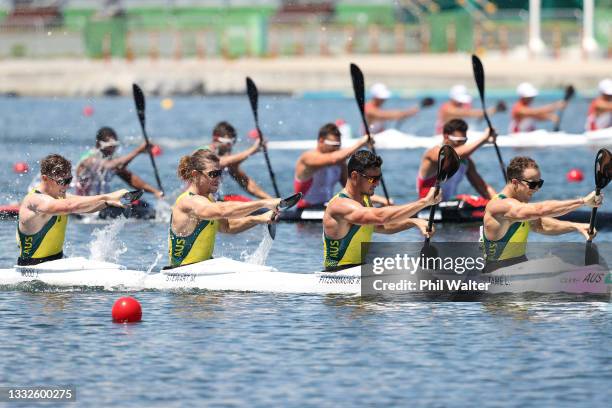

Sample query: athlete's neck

[188,184,211,197]
[36,183,63,199]
[344,183,365,204]
[500,185,520,201]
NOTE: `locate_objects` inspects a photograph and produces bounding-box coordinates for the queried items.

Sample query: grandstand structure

[0,0,610,59]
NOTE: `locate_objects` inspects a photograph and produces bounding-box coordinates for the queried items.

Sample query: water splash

[242,228,274,265]
[155,199,172,223]
[147,252,163,274]
[88,218,127,262]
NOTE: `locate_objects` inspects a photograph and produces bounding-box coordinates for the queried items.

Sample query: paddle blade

[495,100,507,113]
[420,97,435,108]
[268,223,276,240]
[350,63,366,116]
[585,241,599,265]
[120,190,144,206]
[564,85,575,101]
[246,77,259,122]
[437,144,461,183]
[471,55,485,102]
[594,148,612,190]
[279,192,302,210]
[132,83,146,126]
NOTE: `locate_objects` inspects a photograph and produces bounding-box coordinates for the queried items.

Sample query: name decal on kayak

[484,275,510,286]
[318,274,360,285]
[165,273,196,282]
[20,269,39,278]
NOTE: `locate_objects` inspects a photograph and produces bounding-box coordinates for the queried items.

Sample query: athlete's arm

[103,142,148,170]
[375,218,434,238]
[299,136,368,171]
[466,159,495,199]
[184,195,279,220]
[115,169,163,198]
[529,217,595,240]
[453,128,494,159]
[29,189,128,215]
[219,140,261,168]
[218,210,276,234]
[489,191,601,222]
[332,188,439,226]
[367,105,419,121]
[515,101,564,120]
[228,165,273,199]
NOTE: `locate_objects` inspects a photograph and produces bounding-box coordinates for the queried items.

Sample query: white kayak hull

[268,128,612,150]
[0,257,609,297]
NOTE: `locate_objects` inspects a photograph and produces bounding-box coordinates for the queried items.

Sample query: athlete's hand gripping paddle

[267,193,302,240]
[554,85,575,132]
[246,77,281,199]
[472,55,507,183]
[120,189,144,218]
[585,148,611,265]
[350,63,391,205]
[132,84,164,196]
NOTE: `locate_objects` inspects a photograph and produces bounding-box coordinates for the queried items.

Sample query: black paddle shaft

[349,63,391,205]
[132,84,164,195]
[246,77,281,198]
[471,55,507,183]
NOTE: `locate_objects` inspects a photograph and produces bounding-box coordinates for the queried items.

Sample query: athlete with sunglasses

[17,154,129,266]
[417,119,497,201]
[294,123,388,209]
[481,156,603,271]
[323,151,441,271]
[199,121,271,200]
[168,149,281,267]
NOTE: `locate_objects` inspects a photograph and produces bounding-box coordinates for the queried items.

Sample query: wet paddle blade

[279,192,302,210]
[437,144,461,183]
[268,223,276,240]
[421,97,435,108]
[564,85,575,101]
[132,84,146,128]
[246,77,259,124]
[120,190,144,206]
[594,148,612,190]
[350,63,365,117]
[585,241,599,265]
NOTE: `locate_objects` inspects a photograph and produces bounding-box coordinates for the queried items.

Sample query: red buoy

[112,297,142,323]
[150,145,162,157]
[13,162,29,174]
[335,118,346,127]
[566,168,584,183]
[248,129,259,139]
[83,105,94,117]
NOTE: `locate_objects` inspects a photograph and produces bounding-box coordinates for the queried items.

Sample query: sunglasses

[323,139,341,146]
[448,136,467,143]
[217,137,236,145]
[51,175,73,186]
[358,172,382,184]
[198,169,223,179]
[520,179,544,190]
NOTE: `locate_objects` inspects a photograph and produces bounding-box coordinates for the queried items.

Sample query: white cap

[449,84,472,104]
[599,78,612,96]
[517,82,539,98]
[370,83,391,99]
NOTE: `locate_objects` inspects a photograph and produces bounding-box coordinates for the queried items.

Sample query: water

[0,96,610,406]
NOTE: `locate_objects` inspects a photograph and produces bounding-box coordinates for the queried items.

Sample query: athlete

[365,83,423,134]
[168,149,280,267]
[323,150,441,271]
[17,154,128,266]
[417,119,496,201]
[435,84,505,134]
[200,121,271,199]
[585,78,612,131]
[509,82,566,133]
[75,127,163,218]
[481,156,602,271]
[294,123,388,209]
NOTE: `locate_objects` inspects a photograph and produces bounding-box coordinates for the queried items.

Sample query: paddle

[120,189,144,218]
[349,63,391,205]
[132,84,164,195]
[553,85,575,132]
[267,192,302,240]
[245,77,281,199]
[471,55,507,183]
[424,144,461,245]
[584,148,611,265]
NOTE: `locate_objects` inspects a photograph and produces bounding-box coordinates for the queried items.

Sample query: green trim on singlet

[323,192,374,270]
[481,193,530,262]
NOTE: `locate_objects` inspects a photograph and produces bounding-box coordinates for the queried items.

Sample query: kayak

[0,256,609,298]
[268,128,612,150]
